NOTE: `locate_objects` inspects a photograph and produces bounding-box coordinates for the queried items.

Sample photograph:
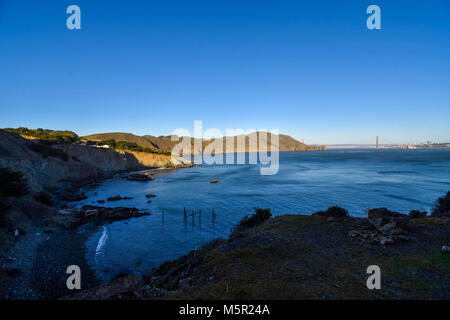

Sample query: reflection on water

[72,149,450,281]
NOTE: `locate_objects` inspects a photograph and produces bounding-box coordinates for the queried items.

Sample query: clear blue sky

[0,0,449,144]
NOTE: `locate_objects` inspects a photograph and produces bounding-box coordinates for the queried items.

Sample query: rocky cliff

[0,129,191,194]
[0,129,192,254]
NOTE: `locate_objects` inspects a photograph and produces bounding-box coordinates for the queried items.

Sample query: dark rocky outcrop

[347,208,412,246]
[0,129,192,195]
[106,195,134,201]
[80,205,149,222]
[107,195,122,201]
[126,173,155,182]
[367,208,409,235]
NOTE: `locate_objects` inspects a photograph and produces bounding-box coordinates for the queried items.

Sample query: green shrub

[98,139,117,148]
[29,143,69,161]
[319,206,348,217]
[85,140,97,146]
[0,168,28,197]
[233,207,272,233]
[34,191,53,206]
[432,191,450,217]
[104,139,171,155]
[4,127,79,144]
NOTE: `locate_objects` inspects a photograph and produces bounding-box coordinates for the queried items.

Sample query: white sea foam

[95,225,108,263]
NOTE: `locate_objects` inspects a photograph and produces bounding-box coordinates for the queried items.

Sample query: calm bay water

[72,149,450,281]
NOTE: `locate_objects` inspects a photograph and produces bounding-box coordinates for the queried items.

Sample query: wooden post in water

[212,208,215,223]
[192,210,195,225]
[162,208,165,224]
[199,209,201,224]
[184,207,187,223]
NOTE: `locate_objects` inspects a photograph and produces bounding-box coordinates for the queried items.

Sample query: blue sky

[0,0,449,144]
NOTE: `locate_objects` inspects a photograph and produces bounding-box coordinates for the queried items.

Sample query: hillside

[66,202,450,300]
[0,129,192,257]
[0,130,191,194]
[83,131,327,154]
[83,132,157,149]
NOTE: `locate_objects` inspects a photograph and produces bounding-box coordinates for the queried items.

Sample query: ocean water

[72,149,450,281]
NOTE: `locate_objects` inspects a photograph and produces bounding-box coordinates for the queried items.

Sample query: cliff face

[0,130,190,193]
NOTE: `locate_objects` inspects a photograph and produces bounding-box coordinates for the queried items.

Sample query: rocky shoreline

[0,129,194,299]
[1,223,101,299]
[62,192,450,300]
[1,188,449,300]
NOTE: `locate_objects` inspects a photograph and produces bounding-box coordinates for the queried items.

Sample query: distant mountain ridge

[83,132,327,154]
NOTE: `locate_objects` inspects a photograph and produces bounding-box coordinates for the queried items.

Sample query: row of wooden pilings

[183,207,217,225]
[157,208,217,224]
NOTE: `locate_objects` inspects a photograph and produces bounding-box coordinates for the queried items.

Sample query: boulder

[107,195,123,201]
[348,229,411,246]
[126,173,155,182]
[106,195,133,201]
[81,205,149,222]
[368,208,409,235]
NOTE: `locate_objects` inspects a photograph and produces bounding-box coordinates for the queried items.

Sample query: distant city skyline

[1,0,449,144]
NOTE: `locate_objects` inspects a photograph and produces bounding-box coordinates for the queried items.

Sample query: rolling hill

[83,132,327,154]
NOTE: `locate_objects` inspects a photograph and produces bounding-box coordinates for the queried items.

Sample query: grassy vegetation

[147,212,450,300]
[381,250,450,299]
[98,139,171,155]
[4,127,79,144]
[84,132,157,149]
